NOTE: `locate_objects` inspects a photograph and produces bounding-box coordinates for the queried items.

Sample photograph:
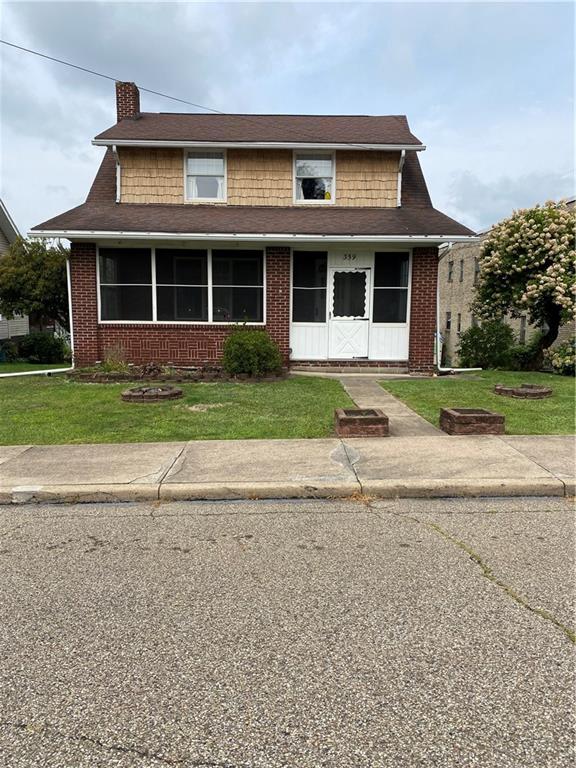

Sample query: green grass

[0,362,70,374]
[381,370,575,435]
[0,374,353,445]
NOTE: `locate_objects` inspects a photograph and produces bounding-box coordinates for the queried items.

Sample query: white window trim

[293,150,336,205]
[97,245,266,326]
[370,251,412,327]
[183,149,227,204]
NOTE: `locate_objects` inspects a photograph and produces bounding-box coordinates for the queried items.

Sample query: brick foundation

[69,242,439,371]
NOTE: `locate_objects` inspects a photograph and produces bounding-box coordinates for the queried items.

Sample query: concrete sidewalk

[0,434,573,504]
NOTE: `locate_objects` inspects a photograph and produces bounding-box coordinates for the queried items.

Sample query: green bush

[457,320,516,369]
[544,337,575,376]
[0,339,18,362]
[18,332,66,364]
[509,331,545,371]
[222,328,282,377]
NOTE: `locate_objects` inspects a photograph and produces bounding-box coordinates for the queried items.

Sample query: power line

[0,38,393,152]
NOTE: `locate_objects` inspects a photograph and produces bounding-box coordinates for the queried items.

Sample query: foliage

[509,331,545,371]
[222,328,282,377]
[473,201,575,361]
[0,237,69,329]
[544,337,576,376]
[0,339,18,362]
[457,320,516,369]
[18,332,67,364]
[100,345,131,373]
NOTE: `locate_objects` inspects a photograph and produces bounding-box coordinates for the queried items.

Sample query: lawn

[381,370,575,435]
[0,374,353,445]
[0,362,70,374]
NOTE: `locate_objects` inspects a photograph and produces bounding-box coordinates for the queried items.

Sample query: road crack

[0,720,245,766]
[402,515,575,645]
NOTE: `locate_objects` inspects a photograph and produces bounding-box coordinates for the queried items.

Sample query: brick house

[31,83,474,372]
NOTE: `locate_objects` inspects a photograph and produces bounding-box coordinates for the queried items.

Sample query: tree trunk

[531,303,562,370]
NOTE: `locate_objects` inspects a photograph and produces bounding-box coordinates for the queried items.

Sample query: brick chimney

[115,81,140,121]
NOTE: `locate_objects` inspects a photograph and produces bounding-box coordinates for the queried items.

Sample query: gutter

[29,230,478,245]
[92,139,427,151]
[112,144,121,203]
[435,245,481,374]
[396,150,405,208]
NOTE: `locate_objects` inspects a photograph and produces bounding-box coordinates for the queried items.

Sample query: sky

[0,0,574,235]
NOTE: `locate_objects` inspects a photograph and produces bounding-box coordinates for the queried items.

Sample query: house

[0,199,29,341]
[30,82,474,372]
[439,198,575,366]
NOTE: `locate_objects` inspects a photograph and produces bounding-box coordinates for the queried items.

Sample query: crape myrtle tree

[472,201,575,367]
[0,237,69,330]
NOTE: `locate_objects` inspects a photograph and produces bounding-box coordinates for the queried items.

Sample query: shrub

[100,345,130,373]
[222,328,282,377]
[0,339,18,362]
[509,331,545,371]
[544,337,576,376]
[18,332,66,363]
[457,320,515,369]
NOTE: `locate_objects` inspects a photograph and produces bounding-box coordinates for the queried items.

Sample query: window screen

[292,251,327,322]
[372,252,409,323]
[99,248,152,321]
[295,154,333,202]
[212,250,264,321]
[186,152,225,200]
[156,249,208,321]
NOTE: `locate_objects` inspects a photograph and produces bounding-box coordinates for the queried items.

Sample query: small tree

[0,238,69,330]
[472,201,575,367]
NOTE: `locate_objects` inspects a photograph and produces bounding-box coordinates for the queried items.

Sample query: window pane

[156,249,207,285]
[296,156,333,177]
[212,251,263,286]
[194,177,222,199]
[372,289,408,323]
[99,249,151,284]
[157,287,208,321]
[292,288,326,322]
[374,253,409,288]
[100,286,152,321]
[212,287,263,322]
[332,271,366,318]
[296,178,332,201]
[293,252,327,288]
[187,152,224,175]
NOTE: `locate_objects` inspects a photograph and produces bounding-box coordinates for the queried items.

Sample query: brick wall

[116,82,140,121]
[408,246,438,373]
[69,243,291,366]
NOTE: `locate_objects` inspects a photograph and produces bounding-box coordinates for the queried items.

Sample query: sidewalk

[0,434,573,504]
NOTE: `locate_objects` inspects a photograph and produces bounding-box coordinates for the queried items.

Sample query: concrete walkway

[0,434,573,503]
[340,376,442,436]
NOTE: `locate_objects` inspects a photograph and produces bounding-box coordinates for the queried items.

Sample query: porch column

[69,242,99,366]
[408,246,438,373]
[265,246,291,364]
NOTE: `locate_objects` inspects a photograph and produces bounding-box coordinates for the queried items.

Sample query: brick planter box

[335,408,389,437]
[439,407,504,435]
[494,383,552,399]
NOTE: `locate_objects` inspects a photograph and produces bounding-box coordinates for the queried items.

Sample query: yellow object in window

[325,190,331,200]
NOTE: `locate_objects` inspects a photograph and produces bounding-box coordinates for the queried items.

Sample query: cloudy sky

[0,0,573,234]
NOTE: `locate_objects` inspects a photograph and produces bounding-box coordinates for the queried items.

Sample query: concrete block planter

[440,407,504,435]
[335,408,389,437]
[494,383,552,399]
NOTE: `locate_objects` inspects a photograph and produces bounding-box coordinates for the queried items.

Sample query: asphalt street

[0,496,574,767]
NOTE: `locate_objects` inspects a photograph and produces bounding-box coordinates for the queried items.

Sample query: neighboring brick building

[439,199,575,366]
[31,82,474,372]
[0,199,29,341]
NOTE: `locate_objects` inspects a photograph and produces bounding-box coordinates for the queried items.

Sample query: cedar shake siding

[117,148,400,207]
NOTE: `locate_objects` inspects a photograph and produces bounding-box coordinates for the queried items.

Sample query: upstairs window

[372,252,410,323]
[294,153,334,203]
[447,261,454,282]
[445,311,452,331]
[459,259,464,282]
[186,151,226,201]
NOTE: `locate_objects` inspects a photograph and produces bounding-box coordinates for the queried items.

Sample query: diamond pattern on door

[331,323,366,356]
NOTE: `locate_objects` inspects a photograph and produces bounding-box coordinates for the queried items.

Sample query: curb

[0,477,570,504]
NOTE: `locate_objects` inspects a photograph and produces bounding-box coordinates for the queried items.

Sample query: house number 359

[343,253,357,261]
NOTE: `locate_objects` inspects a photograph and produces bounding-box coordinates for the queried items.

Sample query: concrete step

[291,365,409,375]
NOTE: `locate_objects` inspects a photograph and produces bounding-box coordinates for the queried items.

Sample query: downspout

[435,244,481,374]
[66,255,75,370]
[112,144,121,203]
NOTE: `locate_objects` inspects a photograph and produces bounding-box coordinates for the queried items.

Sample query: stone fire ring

[121,385,183,403]
[494,383,552,399]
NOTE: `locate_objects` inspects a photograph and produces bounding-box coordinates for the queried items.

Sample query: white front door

[328,267,370,359]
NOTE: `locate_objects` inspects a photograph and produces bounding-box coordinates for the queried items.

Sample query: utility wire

[0,38,401,152]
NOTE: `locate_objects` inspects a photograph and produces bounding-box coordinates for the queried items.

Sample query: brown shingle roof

[95,114,423,146]
[32,201,473,237]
